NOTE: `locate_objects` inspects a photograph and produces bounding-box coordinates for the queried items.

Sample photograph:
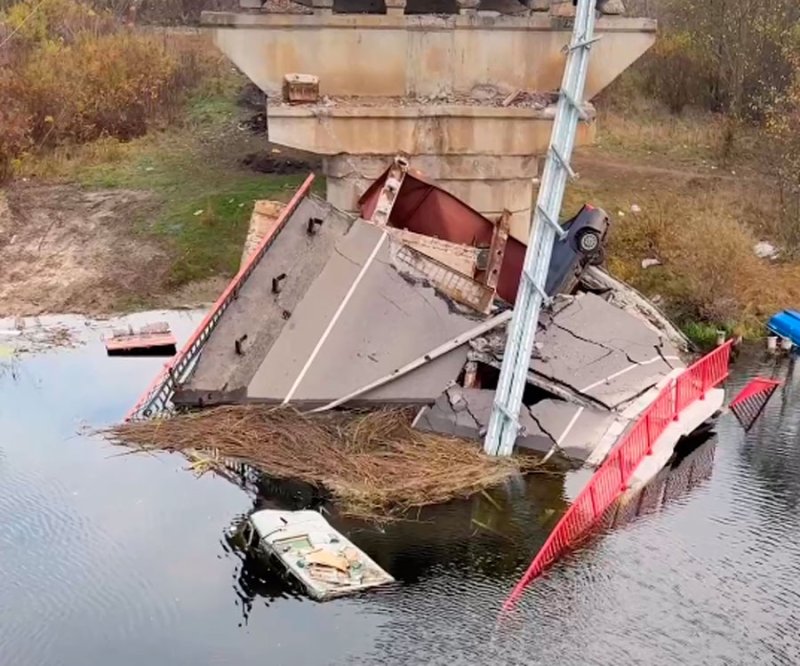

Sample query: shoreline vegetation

[2,0,800,346]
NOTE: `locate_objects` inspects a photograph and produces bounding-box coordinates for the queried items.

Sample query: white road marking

[557,405,584,445]
[579,355,681,394]
[283,230,387,404]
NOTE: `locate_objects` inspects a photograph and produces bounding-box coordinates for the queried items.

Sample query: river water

[1,312,798,665]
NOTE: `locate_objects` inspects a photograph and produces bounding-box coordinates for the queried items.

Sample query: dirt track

[1,184,173,317]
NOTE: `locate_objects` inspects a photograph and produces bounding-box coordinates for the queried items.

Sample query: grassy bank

[568,98,798,344]
[12,68,310,295]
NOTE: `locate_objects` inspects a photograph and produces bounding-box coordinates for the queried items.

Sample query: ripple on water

[0,439,181,664]
[5,334,800,665]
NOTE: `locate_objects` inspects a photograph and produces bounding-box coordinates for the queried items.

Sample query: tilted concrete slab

[530,293,683,410]
[524,399,617,462]
[246,219,482,405]
[201,12,656,100]
[415,386,555,454]
[417,387,619,463]
[174,196,354,406]
[580,266,691,353]
[467,292,684,411]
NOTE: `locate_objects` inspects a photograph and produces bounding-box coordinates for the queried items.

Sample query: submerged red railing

[504,340,733,609]
[125,174,316,421]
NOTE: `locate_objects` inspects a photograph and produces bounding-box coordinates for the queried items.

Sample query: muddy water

[1,315,799,665]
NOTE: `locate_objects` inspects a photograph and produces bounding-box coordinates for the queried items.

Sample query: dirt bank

[0,183,214,317]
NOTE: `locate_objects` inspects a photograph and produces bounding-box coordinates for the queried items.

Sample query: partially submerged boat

[239,509,394,601]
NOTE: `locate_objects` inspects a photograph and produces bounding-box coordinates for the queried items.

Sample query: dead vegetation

[566,97,800,340]
[107,406,538,519]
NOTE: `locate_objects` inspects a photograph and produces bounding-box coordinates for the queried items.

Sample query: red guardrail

[503,340,733,609]
[125,174,316,421]
[729,377,781,432]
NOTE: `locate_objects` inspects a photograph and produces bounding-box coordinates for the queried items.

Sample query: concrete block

[600,0,625,14]
[384,0,406,15]
[312,0,333,13]
[525,0,550,9]
[457,0,480,15]
[550,1,575,17]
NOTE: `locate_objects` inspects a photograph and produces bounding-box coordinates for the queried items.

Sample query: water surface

[1,318,798,665]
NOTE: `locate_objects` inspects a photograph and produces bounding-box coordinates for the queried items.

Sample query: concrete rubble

[173,158,688,466]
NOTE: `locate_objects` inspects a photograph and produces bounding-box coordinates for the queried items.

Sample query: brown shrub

[0,86,31,180]
[640,31,713,114]
[18,33,184,144]
[606,190,797,331]
[0,0,222,181]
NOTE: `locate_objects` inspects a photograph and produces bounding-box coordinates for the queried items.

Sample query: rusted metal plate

[359,170,527,304]
[483,209,510,290]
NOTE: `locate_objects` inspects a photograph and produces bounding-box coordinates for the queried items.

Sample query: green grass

[20,87,310,287]
[79,141,304,285]
[681,321,729,349]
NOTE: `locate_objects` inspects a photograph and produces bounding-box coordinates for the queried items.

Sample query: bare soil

[0,183,220,317]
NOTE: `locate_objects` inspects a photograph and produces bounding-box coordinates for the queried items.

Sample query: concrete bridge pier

[201,4,656,242]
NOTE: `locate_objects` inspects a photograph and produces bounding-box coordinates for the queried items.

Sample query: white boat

[240,509,393,601]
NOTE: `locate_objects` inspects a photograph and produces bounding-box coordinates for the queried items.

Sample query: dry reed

[107,406,536,519]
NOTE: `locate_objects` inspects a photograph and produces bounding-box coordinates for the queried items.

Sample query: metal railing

[125,174,316,421]
[503,340,733,609]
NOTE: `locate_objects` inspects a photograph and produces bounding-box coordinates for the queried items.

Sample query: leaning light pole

[484,0,600,456]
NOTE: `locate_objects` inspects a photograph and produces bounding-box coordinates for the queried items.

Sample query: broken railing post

[272,273,287,293]
[307,217,323,235]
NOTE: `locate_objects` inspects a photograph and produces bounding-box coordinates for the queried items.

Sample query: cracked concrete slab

[246,219,480,405]
[416,386,572,460]
[174,195,354,406]
[524,400,617,462]
[580,267,691,352]
[531,292,683,410]
[416,386,555,456]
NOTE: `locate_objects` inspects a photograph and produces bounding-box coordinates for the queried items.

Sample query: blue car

[546,204,610,296]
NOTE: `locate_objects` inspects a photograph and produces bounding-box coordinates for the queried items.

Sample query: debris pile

[123,157,696,515]
[108,407,536,519]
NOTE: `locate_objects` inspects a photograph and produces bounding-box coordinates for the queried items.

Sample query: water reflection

[3,318,800,665]
[226,436,718,632]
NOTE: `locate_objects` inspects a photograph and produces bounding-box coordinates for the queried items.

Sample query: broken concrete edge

[416,386,616,466]
[200,10,656,32]
[267,102,596,121]
[125,174,317,422]
[622,387,725,496]
[581,266,693,354]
